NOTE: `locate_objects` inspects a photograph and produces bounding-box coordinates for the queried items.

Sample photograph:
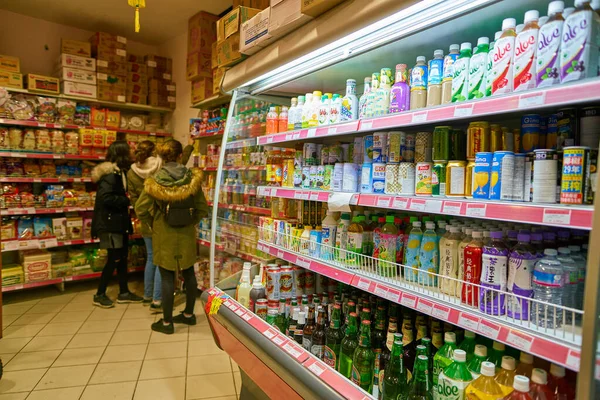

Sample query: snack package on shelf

[2,264,24,287]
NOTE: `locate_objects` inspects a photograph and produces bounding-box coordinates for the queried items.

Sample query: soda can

[279,267,293,299]
[580,107,600,149]
[304,271,315,295]
[303,143,317,164]
[309,165,318,188]
[353,137,364,164]
[283,159,294,187]
[332,163,344,191]
[502,126,514,152]
[360,163,373,193]
[398,162,416,195]
[546,114,558,149]
[301,166,311,189]
[467,121,490,160]
[372,162,386,193]
[512,153,526,201]
[450,129,467,160]
[490,124,503,152]
[415,162,433,196]
[489,151,515,201]
[255,299,268,320]
[363,135,374,163]
[521,114,540,152]
[385,163,400,194]
[523,153,534,202]
[532,149,559,203]
[465,160,476,198]
[388,131,404,163]
[323,164,333,190]
[432,126,451,161]
[372,132,387,162]
[539,117,548,149]
[415,131,432,162]
[432,161,447,196]
[561,146,594,204]
[446,160,467,197]
[266,265,280,300]
[403,133,416,162]
[513,129,521,155]
[316,165,325,189]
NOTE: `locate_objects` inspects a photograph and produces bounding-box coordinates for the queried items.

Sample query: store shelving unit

[1,206,94,216]
[0,118,173,137]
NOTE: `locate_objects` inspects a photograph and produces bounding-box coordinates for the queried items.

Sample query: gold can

[467,121,490,160]
[513,128,521,154]
[490,124,503,152]
[465,160,475,198]
[446,160,467,196]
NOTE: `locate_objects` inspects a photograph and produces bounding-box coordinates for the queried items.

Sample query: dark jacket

[91,162,132,237]
[135,163,208,271]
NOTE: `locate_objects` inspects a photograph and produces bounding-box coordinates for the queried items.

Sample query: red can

[304,271,315,296]
[292,266,304,297]
[255,299,268,320]
[266,266,280,301]
[279,267,294,299]
[462,243,483,307]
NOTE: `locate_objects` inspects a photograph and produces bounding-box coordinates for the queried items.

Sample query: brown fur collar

[92,162,120,182]
[143,168,203,202]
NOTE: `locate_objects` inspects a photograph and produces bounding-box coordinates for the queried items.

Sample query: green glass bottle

[466,344,488,380]
[458,330,476,361]
[351,319,376,393]
[432,332,457,394]
[324,304,344,370]
[274,298,287,333]
[406,355,433,400]
[371,306,387,397]
[338,312,359,379]
[382,339,408,400]
[420,337,434,374]
[436,349,473,399]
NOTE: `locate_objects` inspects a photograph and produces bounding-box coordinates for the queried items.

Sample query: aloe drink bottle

[491,18,517,95]
[537,1,565,87]
[494,356,517,396]
[301,93,313,128]
[468,37,489,99]
[378,215,398,278]
[465,361,504,399]
[458,331,476,361]
[419,221,439,286]
[467,344,488,379]
[514,10,540,91]
[487,341,505,372]
[485,34,498,96]
[435,349,473,400]
[404,221,423,282]
[451,42,472,103]
[366,73,380,118]
[433,332,458,394]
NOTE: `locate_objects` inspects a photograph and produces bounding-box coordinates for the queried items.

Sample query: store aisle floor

[0,279,240,400]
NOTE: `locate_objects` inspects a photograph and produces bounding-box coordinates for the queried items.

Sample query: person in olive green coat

[135,139,208,334]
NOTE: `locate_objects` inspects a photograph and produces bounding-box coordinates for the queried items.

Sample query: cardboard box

[127,54,143,63]
[148,78,176,94]
[95,47,127,61]
[211,42,218,69]
[61,81,97,98]
[61,39,92,57]
[127,82,148,95]
[217,33,244,67]
[300,0,345,17]
[127,62,147,75]
[213,67,227,94]
[186,52,212,81]
[96,59,127,76]
[240,7,274,55]
[27,74,59,94]
[96,73,127,90]
[233,0,253,6]
[147,68,173,81]
[269,0,313,38]
[149,93,175,108]
[56,67,96,85]
[188,11,219,53]
[252,0,270,9]
[0,55,20,73]
[57,53,96,72]
[219,6,261,41]
[191,77,213,103]
[90,32,127,50]
[126,93,147,104]
[144,55,173,72]
[97,81,126,102]
[0,71,22,89]
[127,72,148,85]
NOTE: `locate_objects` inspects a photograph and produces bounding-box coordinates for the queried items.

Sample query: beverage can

[432,162,447,196]
[521,114,540,152]
[433,126,452,161]
[398,162,416,195]
[532,149,559,203]
[509,153,525,202]
[360,163,373,193]
[292,266,304,297]
[561,146,593,205]
[546,114,558,149]
[415,162,433,196]
[303,143,317,164]
[266,265,280,300]
[403,132,416,162]
[557,108,576,149]
[446,160,467,196]
[490,124,503,152]
[363,135,374,163]
[332,163,344,191]
[255,299,268,320]
[323,165,333,190]
[489,151,515,201]
[450,129,467,160]
[580,107,600,149]
[372,163,386,193]
[502,126,514,152]
[415,131,432,162]
[342,163,359,192]
[372,132,387,162]
[279,267,293,299]
[385,163,400,194]
[465,160,476,198]
[388,131,404,163]
[467,121,490,160]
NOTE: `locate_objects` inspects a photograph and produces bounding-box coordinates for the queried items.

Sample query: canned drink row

[265,264,316,301]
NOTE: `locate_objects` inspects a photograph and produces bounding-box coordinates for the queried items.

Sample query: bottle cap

[364,77,371,83]
[568,245,581,252]
[252,278,262,288]
[438,221,447,228]
[346,78,356,84]
[493,341,505,351]
[490,231,503,239]
[513,375,530,392]
[524,10,540,23]
[474,344,488,357]
[472,230,482,238]
[465,330,476,339]
[449,44,460,52]
[574,0,586,7]
[494,31,502,40]
[544,248,558,256]
[558,247,571,254]
[549,1,565,15]
[313,91,322,97]
[453,349,467,362]
[520,352,534,364]
[445,331,456,343]
[531,232,543,241]
[426,221,436,229]
[481,361,496,376]
[532,368,548,385]
[501,356,516,370]
[477,37,490,46]
[434,49,444,57]
[464,227,473,236]
[517,233,530,242]
[416,56,426,63]
[550,363,566,377]
[413,221,422,227]
[394,332,403,341]
[460,42,472,51]
[502,18,517,30]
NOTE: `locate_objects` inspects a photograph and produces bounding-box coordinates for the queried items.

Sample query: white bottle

[237,264,252,308]
[537,2,565,88]
[485,32,501,97]
[452,42,471,103]
[309,91,322,127]
[318,94,331,126]
[301,93,313,129]
[288,98,297,131]
[321,211,338,260]
[295,95,305,130]
[514,10,540,92]
[335,213,351,262]
[491,18,517,95]
[300,225,312,255]
[341,79,359,121]
[468,37,489,100]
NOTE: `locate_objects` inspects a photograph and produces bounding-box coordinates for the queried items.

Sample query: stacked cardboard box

[57,41,97,99]
[126,59,148,105]
[217,6,260,67]
[187,11,219,104]
[145,55,175,109]
[0,54,23,89]
[90,32,127,102]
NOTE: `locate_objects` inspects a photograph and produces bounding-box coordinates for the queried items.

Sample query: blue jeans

[143,237,161,302]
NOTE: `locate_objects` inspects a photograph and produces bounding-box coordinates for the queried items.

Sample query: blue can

[363,135,374,163]
[473,152,493,199]
[489,151,515,200]
[521,114,540,152]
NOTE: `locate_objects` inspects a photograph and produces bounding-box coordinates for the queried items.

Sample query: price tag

[391,197,409,210]
[566,350,580,370]
[327,127,337,135]
[117,36,127,44]
[411,111,428,124]
[307,128,316,138]
[285,134,292,141]
[263,329,276,339]
[518,92,546,109]
[116,49,126,57]
[166,85,176,92]
[376,196,391,208]
[272,335,286,346]
[454,104,474,117]
[416,299,433,315]
[356,278,371,290]
[458,312,480,331]
[292,133,300,140]
[241,313,252,321]
[374,284,388,298]
[466,203,487,217]
[361,121,373,130]
[97,60,108,67]
[442,201,462,215]
[39,238,58,249]
[506,330,533,351]
[10,152,21,157]
[307,361,326,376]
[37,122,48,128]
[478,320,501,340]
[97,73,108,81]
[309,193,319,201]
[280,343,302,361]
[432,305,450,321]
[410,199,426,211]
[53,154,62,159]
[295,191,309,200]
[3,241,19,251]
[277,250,284,259]
[65,276,73,282]
[147,60,158,68]
[400,293,417,308]
[266,136,273,144]
[33,178,42,183]
[167,96,176,103]
[425,199,443,213]
[385,289,401,303]
[234,309,245,317]
[295,257,311,269]
[163,73,172,81]
[543,208,571,225]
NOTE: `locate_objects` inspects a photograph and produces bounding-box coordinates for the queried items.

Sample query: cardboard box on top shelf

[57,54,96,72]
[300,0,345,17]
[95,47,127,62]
[96,73,127,90]
[0,55,20,73]
[217,33,244,68]
[127,54,143,63]
[97,81,126,102]
[127,93,147,105]
[0,71,23,89]
[240,7,274,55]
[252,0,270,9]
[186,52,212,81]
[56,67,97,85]
[144,55,172,72]
[211,42,218,69]
[27,74,59,94]
[96,59,127,76]
[269,0,313,38]
[149,93,175,108]
[218,6,261,42]
[127,72,148,86]
[148,68,173,81]
[148,78,176,94]
[188,11,219,53]
[127,62,147,75]
[127,82,148,95]
[61,39,92,57]
[90,32,127,50]
[61,81,97,98]
[191,78,213,104]
[213,67,227,95]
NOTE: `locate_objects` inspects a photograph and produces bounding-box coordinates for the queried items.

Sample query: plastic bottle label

[491,36,516,94]
[351,365,372,390]
[443,54,458,81]
[560,11,598,83]
[411,65,428,91]
[451,57,470,102]
[435,372,471,400]
[533,269,563,287]
[303,337,312,351]
[468,52,487,99]
[537,20,563,87]
[514,29,538,91]
[429,58,444,85]
[378,233,397,263]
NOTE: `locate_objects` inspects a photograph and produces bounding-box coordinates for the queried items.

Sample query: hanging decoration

[128,0,146,33]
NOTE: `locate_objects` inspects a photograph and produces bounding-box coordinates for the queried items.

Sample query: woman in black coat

[91,140,142,308]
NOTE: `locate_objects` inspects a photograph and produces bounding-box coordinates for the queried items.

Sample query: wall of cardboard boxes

[187,0,346,105]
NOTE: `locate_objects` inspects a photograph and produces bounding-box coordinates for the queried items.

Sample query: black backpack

[164,195,197,227]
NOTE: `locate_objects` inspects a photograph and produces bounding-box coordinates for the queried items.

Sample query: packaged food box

[188,11,219,53]
[300,0,345,17]
[127,62,147,75]
[149,93,175,108]
[21,250,51,273]
[25,270,52,283]
[95,48,127,62]
[57,53,96,72]
[147,68,173,81]
[97,81,126,102]
[0,71,23,89]
[91,108,106,127]
[52,217,67,240]
[56,67,97,84]
[27,74,60,94]
[127,53,143,63]
[269,0,313,38]
[127,72,148,85]
[96,73,127,89]
[127,82,148,95]
[79,129,94,147]
[52,262,72,278]
[2,264,24,287]
[61,39,92,57]
[148,79,175,94]
[104,129,117,144]
[240,7,274,55]
[144,55,173,72]
[96,59,127,76]
[67,217,83,239]
[211,42,219,69]
[186,52,212,81]
[90,32,127,50]
[0,55,20,73]
[217,33,244,67]
[61,81,97,98]
[191,77,213,103]
[218,6,261,41]
[126,93,147,105]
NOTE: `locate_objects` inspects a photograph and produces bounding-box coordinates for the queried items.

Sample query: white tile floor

[0,279,241,400]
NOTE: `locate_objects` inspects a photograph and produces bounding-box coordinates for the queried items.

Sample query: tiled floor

[0,279,240,400]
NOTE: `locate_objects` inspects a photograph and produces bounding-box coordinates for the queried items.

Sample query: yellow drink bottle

[465,361,505,400]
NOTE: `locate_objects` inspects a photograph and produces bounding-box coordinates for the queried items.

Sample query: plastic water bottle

[556,247,578,320]
[532,249,564,329]
[568,244,586,311]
